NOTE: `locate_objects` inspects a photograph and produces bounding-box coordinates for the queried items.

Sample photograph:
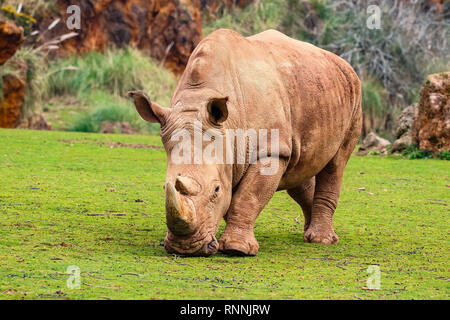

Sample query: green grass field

[0,129,448,300]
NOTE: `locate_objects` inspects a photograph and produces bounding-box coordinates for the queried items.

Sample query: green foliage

[1,0,57,19]
[0,59,19,101]
[401,145,432,160]
[44,47,175,134]
[361,78,390,134]
[0,4,36,33]
[437,150,450,160]
[362,79,388,118]
[0,129,448,299]
[69,112,97,133]
[282,0,330,44]
[0,46,174,134]
[16,48,49,118]
[398,144,450,161]
[47,47,176,107]
[202,0,285,37]
[69,91,159,134]
[0,47,48,119]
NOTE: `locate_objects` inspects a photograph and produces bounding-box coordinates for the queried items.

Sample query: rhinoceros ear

[128,91,169,124]
[207,97,229,124]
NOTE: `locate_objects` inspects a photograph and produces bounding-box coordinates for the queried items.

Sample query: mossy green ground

[0,129,448,300]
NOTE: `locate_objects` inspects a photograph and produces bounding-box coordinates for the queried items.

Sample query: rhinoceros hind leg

[303,161,343,245]
[287,177,315,231]
[304,110,361,245]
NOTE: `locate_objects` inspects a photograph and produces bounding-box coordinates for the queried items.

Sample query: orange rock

[0,74,25,128]
[37,0,203,74]
[415,72,450,153]
[0,20,23,65]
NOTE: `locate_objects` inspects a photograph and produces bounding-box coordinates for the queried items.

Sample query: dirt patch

[58,138,162,149]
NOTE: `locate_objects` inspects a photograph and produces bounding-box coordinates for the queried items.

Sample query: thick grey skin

[131,28,362,256]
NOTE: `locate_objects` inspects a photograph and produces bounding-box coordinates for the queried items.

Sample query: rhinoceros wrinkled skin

[129,29,362,256]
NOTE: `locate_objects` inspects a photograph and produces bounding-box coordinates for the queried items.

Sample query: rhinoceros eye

[215,186,220,193]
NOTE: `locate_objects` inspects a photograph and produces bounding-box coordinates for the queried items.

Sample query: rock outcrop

[17,113,51,130]
[357,132,391,155]
[414,72,450,153]
[0,19,23,65]
[0,19,25,128]
[100,121,134,134]
[0,74,25,128]
[391,104,418,153]
[391,72,449,154]
[35,0,203,74]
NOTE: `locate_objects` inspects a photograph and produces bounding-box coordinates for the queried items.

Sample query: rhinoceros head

[129,91,233,256]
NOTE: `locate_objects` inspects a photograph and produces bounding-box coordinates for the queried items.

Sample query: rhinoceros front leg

[219,158,287,256]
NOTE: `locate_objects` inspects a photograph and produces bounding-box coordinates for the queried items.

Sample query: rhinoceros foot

[219,229,259,256]
[304,225,339,245]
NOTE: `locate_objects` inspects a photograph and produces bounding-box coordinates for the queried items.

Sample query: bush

[399,145,449,160]
[0,4,36,33]
[280,0,449,135]
[1,0,58,20]
[202,0,285,37]
[361,78,389,135]
[45,47,176,134]
[69,90,159,134]
[282,0,330,44]
[0,47,48,119]
[47,47,176,107]
[437,150,450,161]
[312,1,448,106]
[401,145,432,160]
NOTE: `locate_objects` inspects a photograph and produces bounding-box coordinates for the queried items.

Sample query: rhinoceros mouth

[164,231,218,256]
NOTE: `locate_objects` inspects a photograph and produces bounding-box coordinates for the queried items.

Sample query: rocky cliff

[0,19,24,128]
[414,72,450,153]
[36,0,203,74]
[0,19,23,65]
[392,72,449,154]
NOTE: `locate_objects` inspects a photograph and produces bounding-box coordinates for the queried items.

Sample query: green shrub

[0,47,48,119]
[1,0,58,19]
[437,150,450,161]
[45,47,176,134]
[69,90,159,134]
[361,78,390,135]
[0,4,36,33]
[279,0,449,135]
[282,0,331,44]
[47,47,176,107]
[398,145,449,160]
[70,113,97,133]
[202,0,285,37]
[401,145,432,160]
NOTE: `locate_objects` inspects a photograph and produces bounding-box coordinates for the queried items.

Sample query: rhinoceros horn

[165,181,196,235]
